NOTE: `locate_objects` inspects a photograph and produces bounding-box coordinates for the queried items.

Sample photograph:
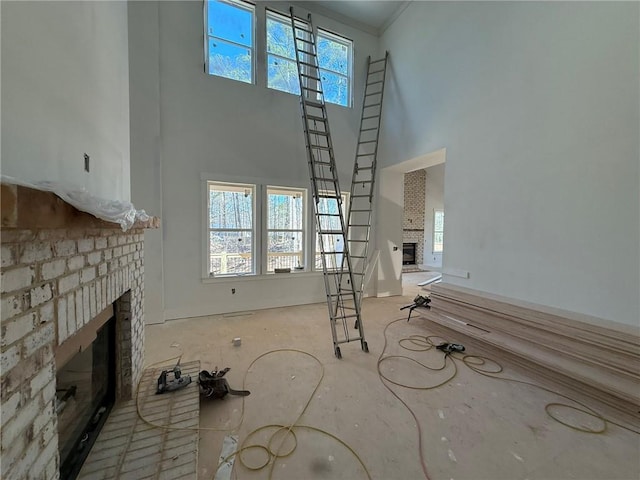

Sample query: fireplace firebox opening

[403,242,417,265]
[56,306,116,480]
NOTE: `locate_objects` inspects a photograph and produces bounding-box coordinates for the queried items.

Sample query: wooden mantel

[1,183,159,230]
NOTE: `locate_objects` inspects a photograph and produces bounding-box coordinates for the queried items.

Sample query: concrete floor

[145,274,639,480]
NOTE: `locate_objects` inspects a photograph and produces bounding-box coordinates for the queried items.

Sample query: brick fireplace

[403,169,426,270]
[1,185,155,479]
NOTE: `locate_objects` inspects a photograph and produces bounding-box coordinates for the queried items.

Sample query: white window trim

[264,186,307,273]
[316,28,353,108]
[205,181,257,278]
[202,175,313,280]
[265,8,313,96]
[433,209,444,254]
[266,9,297,95]
[204,0,256,84]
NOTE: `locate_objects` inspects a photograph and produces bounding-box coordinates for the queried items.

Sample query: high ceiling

[302,1,410,35]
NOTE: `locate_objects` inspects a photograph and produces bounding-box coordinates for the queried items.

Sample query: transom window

[266,10,300,95]
[205,0,255,84]
[267,187,306,272]
[204,4,353,107]
[317,29,352,107]
[207,182,255,276]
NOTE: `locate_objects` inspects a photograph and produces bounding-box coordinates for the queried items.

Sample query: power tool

[156,358,192,394]
[400,294,431,321]
[436,342,465,355]
[199,367,250,400]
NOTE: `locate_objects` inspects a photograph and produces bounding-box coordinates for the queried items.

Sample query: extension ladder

[344,52,389,320]
[289,8,368,359]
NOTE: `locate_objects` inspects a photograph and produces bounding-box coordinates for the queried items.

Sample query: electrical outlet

[231,288,236,294]
[84,153,90,172]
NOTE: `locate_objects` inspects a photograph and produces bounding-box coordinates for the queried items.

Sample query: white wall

[424,163,445,269]
[128,1,164,324]
[379,2,640,325]
[1,1,131,202]
[128,1,379,319]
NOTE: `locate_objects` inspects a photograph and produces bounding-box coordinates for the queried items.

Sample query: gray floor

[145,281,640,480]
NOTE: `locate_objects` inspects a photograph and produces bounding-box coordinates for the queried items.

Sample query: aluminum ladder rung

[296,48,315,57]
[349,209,372,212]
[295,36,314,44]
[307,129,328,136]
[315,177,337,182]
[334,337,364,346]
[294,27,313,35]
[333,314,359,320]
[366,80,384,86]
[301,73,321,81]
[298,60,320,70]
[302,86,323,94]
[369,58,386,64]
[364,103,382,107]
[304,100,324,109]
[306,114,326,122]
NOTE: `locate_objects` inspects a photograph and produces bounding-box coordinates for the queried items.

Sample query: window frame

[265,9,302,96]
[264,186,307,273]
[316,28,353,108]
[433,209,444,253]
[206,181,257,277]
[203,178,313,279]
[204,0,256,84]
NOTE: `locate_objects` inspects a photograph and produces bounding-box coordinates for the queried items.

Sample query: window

[433,210,444,253]
[206,182,309,277]
[317,29,352,107]
[267,187,305,272]
[207,182,255,276]
[205,0,254,84]
[315,192,349,270]
[266,10,300,95]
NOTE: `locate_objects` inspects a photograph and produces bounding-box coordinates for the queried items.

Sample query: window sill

[201,270,323,284]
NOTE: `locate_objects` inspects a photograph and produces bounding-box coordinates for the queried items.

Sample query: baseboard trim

[428,283,640,427]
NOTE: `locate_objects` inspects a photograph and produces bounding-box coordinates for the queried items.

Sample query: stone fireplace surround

[1,184,155,479]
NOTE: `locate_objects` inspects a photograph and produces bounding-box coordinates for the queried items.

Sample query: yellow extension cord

[136,349,372,480]
[134,317,639,480]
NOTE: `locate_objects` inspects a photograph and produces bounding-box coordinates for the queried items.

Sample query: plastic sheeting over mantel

[1,175,149,231]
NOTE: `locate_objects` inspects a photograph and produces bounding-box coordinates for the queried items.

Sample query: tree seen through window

[206,0,254,83]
